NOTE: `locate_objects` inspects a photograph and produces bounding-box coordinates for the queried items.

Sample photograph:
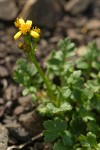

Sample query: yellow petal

[14,31,22,40]
[18,18,25,25]
[33,27,41,34]
[30,30,40,38]
[14,18,25,28]
[26,20,32,26]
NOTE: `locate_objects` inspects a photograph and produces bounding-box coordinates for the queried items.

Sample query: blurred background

[0,0,100,149]
[0,0,100,62]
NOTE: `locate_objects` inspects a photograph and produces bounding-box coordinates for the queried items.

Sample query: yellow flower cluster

[14,18,40,40]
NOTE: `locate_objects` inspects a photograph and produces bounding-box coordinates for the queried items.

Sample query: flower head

[14,18,32,40]
[14,18,40,40]
[19,21,32,34]
[30,26,41,39]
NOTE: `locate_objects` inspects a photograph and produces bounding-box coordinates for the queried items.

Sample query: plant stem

[28,53,55,102]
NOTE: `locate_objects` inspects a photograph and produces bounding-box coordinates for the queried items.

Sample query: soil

[0,1,100,150]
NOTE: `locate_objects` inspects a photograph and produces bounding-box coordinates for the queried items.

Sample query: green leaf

[61,87,71,99]
[31,94,37,102]
[79,132,97,148]
[97,143,100,150]
[79,107,95,122]
[92,61,100,70]
[13,58,42,95]
[58,38,76,55]
[46,102,72,114]
[53,140,73,150]
[29,86,36,93]
[87,132,97,147]
[66,71,84,99]
[76,60,89,69]
[61,130,73,146]
[60,102,72,111]
[43,118,67,142]
[22,88,29,96]
[79,134,90,148]
[53,140,66,150]
[70,117,87,136]
[72,70,82,79]
[67,70,83,85]
[87,121,100,135]
[46,38,76,79]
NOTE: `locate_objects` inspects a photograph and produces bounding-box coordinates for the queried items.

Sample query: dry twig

[7,132,43,150]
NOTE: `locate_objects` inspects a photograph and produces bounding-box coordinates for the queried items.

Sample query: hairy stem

[28,52,55,102]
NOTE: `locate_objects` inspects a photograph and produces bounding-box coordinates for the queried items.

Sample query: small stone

[19,111,44,135]
[0,66,9,77]
[49,36,62,43]
[4,86,12,100]
[89,30,100,39]
[0,124,8,150]
[4,85,18,100]
[0,106,5,117]
[95,38,100,48]
[64,0,93,15]
[14,106,24,115]
[5,101,12,109]
[27,0,63,28]
[18,95,31,107]
[67,28,83,42]
[93,0,100,19]
[0,0,18,21]
[0,98,4,104]
[85,19,100,30]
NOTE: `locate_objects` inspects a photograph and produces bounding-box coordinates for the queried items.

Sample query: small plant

[13,18,100,149]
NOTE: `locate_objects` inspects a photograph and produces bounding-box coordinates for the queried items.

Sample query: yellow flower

[30,27,41,38]
[14,18,32,40]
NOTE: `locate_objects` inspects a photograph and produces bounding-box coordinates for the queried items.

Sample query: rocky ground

[0,0,100,149]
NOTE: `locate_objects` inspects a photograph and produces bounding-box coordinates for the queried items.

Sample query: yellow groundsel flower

[30,27,41,38]
[19,20,32,34]
[14,18,40,40]
[14,18,32,40]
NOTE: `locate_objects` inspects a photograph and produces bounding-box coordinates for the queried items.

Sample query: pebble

[0,66,9,77]
[64,0,93,15]
[0,124,8,150]
[18,95,32,107]
[0,0,18,21]
[14,106,25,115]
[28,0,63,28]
